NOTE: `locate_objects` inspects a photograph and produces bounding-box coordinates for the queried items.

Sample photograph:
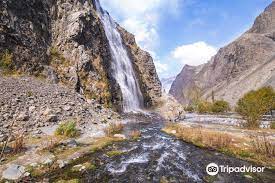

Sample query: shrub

[55,121,79,138]
[211,100,230,113]
[41,137,59,152]
[236,87,275,128]
[11,134,25,154]
[184,105,195,112]
[0,50,13,70]
[197,101,212,114]
[104,123,124,137]
[250,133,275,157]
[270,121,275,129]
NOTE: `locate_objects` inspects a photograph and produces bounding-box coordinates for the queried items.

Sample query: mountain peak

[248,1,275,35]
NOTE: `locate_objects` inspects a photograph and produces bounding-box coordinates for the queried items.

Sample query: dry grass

[11,134,25,154]
[163,123,275,166]
[250,133,275,158]
[130,130,141,140]
[104,123,124,137]
[164,123,233,149]
[40,137,60,152]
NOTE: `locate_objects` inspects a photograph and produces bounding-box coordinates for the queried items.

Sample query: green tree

[197,101,212,114]
[212,100,230,113]
[236,86,275,128]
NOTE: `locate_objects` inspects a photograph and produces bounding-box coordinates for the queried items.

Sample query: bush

[55,121,79,138]
[184,105,195,112]
[236,87,275,129]
[12,134,25,154]
[211,100,230,113]
[0,50,13,69]
[270,122,275,129]
[197,101,212,114]
[104,123,124,137]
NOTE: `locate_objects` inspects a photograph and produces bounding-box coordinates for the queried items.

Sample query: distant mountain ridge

[169,1,275,106]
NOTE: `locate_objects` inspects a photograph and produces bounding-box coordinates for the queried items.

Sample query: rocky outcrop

[169,64,204,104]
[0,0,161,111]
[117,26,162,107]
[170,2,275,106]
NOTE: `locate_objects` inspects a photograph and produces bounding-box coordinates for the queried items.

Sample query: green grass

[106,150,125,157]
[55,121,79,138]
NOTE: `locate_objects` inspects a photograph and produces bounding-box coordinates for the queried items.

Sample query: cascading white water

[94,0,144,112]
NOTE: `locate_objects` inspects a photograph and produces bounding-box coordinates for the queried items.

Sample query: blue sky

[101,0,273,79]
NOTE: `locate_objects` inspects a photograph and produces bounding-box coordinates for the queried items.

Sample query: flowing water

[49,114,275,183]
[94,0,144,112]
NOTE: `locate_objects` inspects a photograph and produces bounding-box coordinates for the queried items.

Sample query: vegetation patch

[106,150,125,157]
[236,86,275,129]
[104,123,124,137]
[0,50,18,76]
[163,123,275,166]
[55,121,79,138]
[130,130,141,140]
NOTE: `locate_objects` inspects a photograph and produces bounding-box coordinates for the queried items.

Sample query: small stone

[113,134,126,139]
[62,139,78,147]
[17,112,29,121]
[57,160,67,168]
[63,105,71,111]
[45,114,58,122]
[29,106,36,112]
[2,164,26,180]
[171,130,177,134]
[43,108,52,116]
[43,158,52,165]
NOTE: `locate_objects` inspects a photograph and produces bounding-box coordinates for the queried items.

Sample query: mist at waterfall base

[95,0,144,113]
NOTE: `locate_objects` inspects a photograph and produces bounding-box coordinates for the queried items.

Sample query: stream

[49,113,275,183]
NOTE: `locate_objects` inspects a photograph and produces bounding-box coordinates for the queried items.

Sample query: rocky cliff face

[170,2,275,106]
[169,64,204,104]
[0,0,161,111]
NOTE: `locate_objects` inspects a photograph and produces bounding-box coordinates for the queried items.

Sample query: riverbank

[162,115,275,168]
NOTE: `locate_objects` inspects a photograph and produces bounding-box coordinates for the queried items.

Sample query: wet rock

[57,160,68,169]
[2,164,26,180]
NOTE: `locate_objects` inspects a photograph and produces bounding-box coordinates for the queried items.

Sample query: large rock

[170,2,275,106]
[0,0,161,111]
[2,164,26,180]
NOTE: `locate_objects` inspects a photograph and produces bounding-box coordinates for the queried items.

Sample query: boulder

[2,164,26,180]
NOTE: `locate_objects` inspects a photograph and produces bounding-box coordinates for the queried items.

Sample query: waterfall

[94,0,144,112]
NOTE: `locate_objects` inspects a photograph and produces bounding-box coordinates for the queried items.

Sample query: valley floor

[163,113,275,168]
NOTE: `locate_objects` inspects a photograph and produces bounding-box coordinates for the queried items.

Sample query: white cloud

[101,0,180,54]
[172,41,217,66]
[154,60,168,74]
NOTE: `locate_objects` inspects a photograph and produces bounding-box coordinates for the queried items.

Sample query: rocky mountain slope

[170,1,275,106]
[0,0,161,112]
